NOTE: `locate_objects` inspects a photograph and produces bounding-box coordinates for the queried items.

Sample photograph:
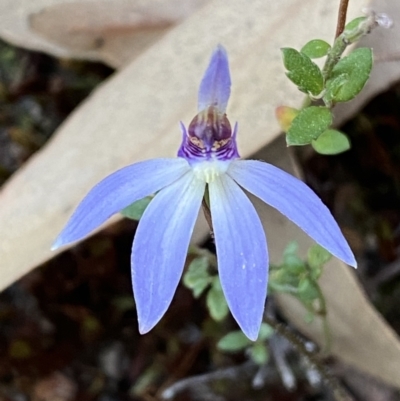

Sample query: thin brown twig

[335,0,350,39]
[160,362,259,400]
[157,340,205,398]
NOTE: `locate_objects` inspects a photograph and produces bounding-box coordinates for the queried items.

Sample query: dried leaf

[0,0,207,68]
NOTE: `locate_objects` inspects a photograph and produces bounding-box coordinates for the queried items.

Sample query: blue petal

[228,160,357,267]
[53,158,190,248]
[132,172,205,334]
[198,45,231,113]
[209,174,268,341]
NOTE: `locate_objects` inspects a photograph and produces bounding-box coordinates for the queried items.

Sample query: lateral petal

[228,160,357,267]
[209,174,268,341]
[53,158,190,248]
[132,172,205,334]
[198,45,231,113]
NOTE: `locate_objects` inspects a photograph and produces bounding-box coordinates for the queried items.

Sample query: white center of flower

[191,160,230,183]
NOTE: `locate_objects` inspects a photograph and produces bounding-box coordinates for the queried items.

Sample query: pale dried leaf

[0,0,208,68]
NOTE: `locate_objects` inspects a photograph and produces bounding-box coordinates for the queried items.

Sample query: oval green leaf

[249,342,269,365]
[287,106,332,146]
[258,323,274,341]
[307,244,332,269]
[324,47,373,103]
[281,48,324,95]
[121,196,152,220]
[301,39,331,59]
[217,331,251,352]
[311,129,351,155]
[344,16,367,33]
[207,278,229,321]
[298,278,319,302]
[183,256,211,298]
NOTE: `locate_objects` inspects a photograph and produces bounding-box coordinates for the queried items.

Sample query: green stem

[313,280,332,354]
[303,264,332,354]
[323,13,378,82]
[322,34,347,82]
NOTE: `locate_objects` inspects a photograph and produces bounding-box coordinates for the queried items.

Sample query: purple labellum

[178,106,239,162]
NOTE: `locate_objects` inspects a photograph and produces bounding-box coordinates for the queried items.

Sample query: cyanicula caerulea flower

[53,45,356,340]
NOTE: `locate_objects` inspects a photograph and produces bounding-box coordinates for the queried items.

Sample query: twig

[160,361,259,400]
[370,257,400,287]
[269,334,296,390]
[157,340,205,397]
[335,0,350,39]
[263,315,355,401]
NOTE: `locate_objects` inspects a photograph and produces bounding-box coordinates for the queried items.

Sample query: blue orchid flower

[53,45,356,340]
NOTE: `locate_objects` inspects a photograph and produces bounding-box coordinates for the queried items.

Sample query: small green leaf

[121,197,152,220]
[268,280,298,295]
[283,241,299,257]
[284,256,305,275]
[249,342,269,365]
[298,278,319,302]
[311,129,350,155]
[281,241,304,273]
[183,257,211,298]
[301,39,331,59]
[344,17,367,33]
[307,245,332,269]
[207,278,229,321]
[287,106,332,146]
[282,242,302,270]
[281,48,324,95]
[324,47,373,103]
[217,331,251,352]
[258,323,274,341]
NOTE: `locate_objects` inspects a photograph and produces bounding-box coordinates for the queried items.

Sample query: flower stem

[202,188,214,237]
[304,264,332,354]
[263,315,354,401]
[335,0,350,39]
[313,281,332,354]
